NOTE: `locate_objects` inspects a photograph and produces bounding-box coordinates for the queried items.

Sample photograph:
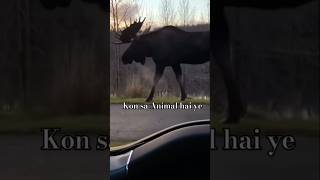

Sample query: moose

[112,19,239,120]
[114,18,209,103]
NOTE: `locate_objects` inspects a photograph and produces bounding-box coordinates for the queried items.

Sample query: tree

[110,0,123,32]
[110,0,141,95]
[110,0,140,32]
[178,0,192,27]
[159,0,175,26]
[17,0,31,109]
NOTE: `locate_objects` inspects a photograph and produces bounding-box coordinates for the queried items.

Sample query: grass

[110,96,210,104]
[0,112,108,135]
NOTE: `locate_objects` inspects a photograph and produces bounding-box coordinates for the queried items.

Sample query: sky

[140,0,210,25]
[112,0,210,28]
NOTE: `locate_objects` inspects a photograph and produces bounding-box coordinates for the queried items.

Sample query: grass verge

[0,112,107,135]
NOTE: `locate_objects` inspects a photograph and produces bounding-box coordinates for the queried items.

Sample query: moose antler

[113,17,146,44]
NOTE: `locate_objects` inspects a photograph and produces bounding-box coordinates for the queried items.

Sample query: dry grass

[124,78,149,98]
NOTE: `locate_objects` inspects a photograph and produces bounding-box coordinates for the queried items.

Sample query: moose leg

[172,64,187,101]
[146,66,165,102]
[212,9,246,123]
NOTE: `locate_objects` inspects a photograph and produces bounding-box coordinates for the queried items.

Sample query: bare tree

[206,0,210,23]
[110,0,141,95]
[140,1,155,29]
[17,0,31,109]
[159,0,175,26]
[196,0,210,25]
[110,0,140,32]
[178,0,191,27]
[177,0,192,88]
[110,0,118,31]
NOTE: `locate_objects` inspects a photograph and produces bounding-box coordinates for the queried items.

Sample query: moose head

[114,17,151,65]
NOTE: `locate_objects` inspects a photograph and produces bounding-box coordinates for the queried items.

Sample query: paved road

[0,104,209,179]
[110,104,210,142]
[1,104,317,179]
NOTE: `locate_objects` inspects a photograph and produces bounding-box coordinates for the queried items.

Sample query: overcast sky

[114,0,210,27]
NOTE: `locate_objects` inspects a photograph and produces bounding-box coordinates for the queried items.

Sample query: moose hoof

[180,94,187,101]
[180,97,187,101]
[145,98,153,102]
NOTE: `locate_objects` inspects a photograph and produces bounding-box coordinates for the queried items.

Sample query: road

[110,104,210,142]
[0,105,317,179]
[0,105,210,179]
